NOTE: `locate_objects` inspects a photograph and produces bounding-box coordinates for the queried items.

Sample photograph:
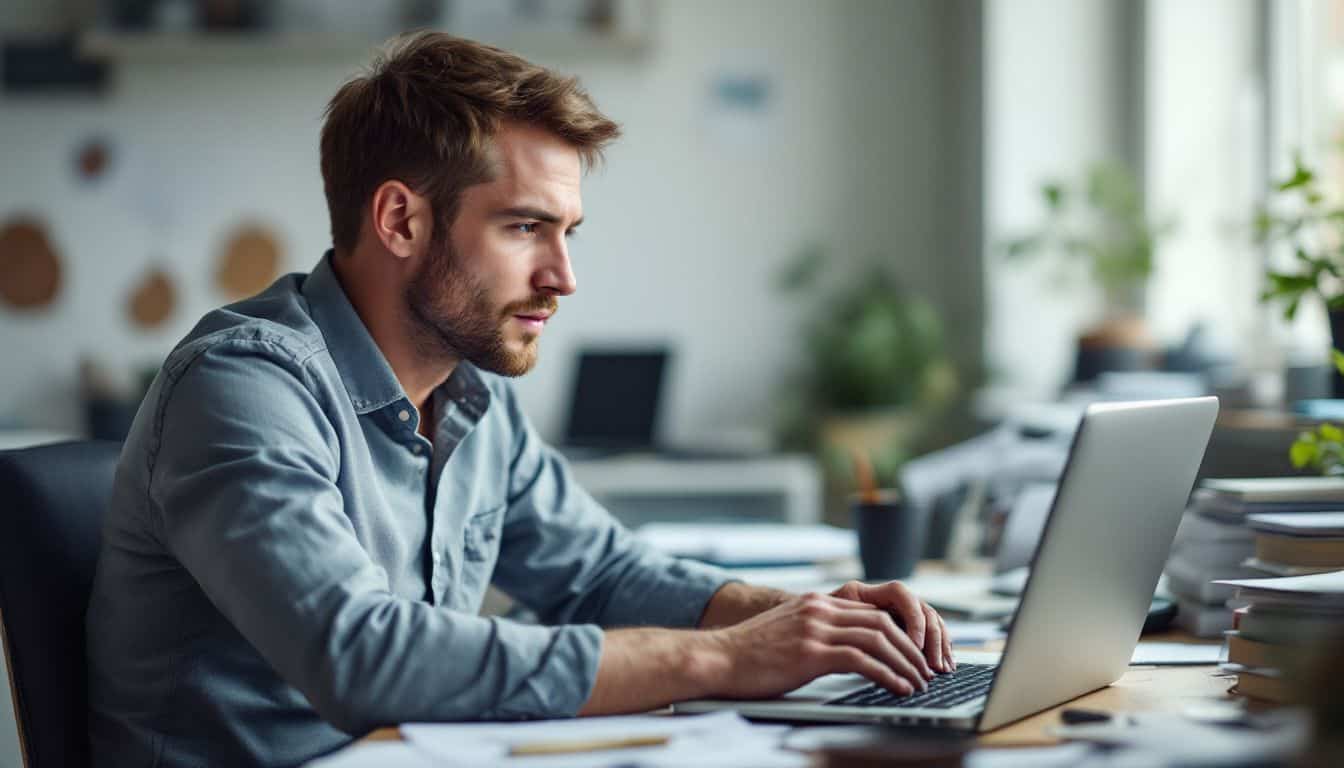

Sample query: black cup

[851,489,921,581]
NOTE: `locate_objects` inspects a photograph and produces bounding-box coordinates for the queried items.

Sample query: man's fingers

[820,647,915,697]
[827,607,933,679]
[852,582,927,650]
[940,612,955,671]
[922,602,946,672]
[924,605,946,669]
[821,594,883,612]
[821,628,927,692]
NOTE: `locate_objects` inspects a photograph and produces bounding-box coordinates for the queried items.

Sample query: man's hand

[829,580,954,673]
[702,591,937,700]
[579,582,954,716]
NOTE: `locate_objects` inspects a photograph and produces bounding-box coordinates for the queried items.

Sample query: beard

[405,235,557,378]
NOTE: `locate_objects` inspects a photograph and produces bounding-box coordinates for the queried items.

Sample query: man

[86,32,953,767]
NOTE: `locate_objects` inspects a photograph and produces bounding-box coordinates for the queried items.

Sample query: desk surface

[359,631,1234,750]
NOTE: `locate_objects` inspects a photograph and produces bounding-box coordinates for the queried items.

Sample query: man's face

[407,122,582,377]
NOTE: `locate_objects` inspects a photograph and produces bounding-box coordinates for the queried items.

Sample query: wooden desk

[978,662,1233,747]
[360,633,1235,750]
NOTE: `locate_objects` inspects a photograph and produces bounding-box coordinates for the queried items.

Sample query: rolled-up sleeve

[149,343,601,732]
[490,387,734,629]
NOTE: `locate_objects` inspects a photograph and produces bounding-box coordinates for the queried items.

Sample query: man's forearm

[577,584,789,716]
[696,581,791,628]
[577,627,725,716]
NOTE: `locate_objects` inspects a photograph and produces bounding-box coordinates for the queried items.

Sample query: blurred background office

[6,0,1344,551]
[4,1,1342,552]
[2,0,1344,762]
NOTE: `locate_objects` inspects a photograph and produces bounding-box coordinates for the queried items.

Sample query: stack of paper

[399,711,807,768]
[1212,569,1344,703]
[1164,477,1344,637]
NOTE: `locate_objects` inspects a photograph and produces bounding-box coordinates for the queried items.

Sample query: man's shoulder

[164,273,328,379]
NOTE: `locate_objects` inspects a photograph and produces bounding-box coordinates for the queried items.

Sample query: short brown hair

[320,32,620,253]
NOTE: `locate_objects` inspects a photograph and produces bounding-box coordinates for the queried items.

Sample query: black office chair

[0,440,121,768]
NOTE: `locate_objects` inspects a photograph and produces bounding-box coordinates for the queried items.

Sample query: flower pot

[1329,309,1344,398]
[1073,314,1156,383]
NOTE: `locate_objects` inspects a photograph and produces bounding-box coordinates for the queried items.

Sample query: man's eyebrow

[494,207,583,228]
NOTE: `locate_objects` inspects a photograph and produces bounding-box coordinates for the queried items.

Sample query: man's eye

[513,222,538,235]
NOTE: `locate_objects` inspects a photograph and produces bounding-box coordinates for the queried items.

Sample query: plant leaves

[1278,154,1315,191]
[1291,439,1318,468]
[1043,183,1064,210]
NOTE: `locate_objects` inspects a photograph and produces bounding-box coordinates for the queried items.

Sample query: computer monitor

[562,348,668,451]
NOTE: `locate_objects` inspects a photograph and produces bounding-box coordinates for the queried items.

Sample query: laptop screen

[563,349,668,450]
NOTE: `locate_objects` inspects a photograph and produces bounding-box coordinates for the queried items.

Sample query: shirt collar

[302,250,494,420]
[302,250,408,414]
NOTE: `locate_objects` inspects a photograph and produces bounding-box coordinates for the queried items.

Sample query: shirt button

[398,409,411,422]
[411,443,422,455]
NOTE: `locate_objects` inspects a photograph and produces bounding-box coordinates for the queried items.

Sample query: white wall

[1145,0,1271,365]
[983,0,1132,401]
[0,0,968,447]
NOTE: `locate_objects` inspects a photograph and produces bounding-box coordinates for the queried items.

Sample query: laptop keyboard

[825,663,997,709]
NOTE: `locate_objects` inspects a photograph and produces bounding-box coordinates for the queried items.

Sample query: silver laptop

[673,397,1219,731]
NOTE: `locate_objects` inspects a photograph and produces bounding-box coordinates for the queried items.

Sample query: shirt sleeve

[148,341,601,734]
[489,384,735,628]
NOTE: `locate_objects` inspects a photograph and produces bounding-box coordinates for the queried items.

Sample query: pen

[508,735,671,756]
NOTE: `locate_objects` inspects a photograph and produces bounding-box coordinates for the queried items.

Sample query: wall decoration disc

[75,137,114,183]
[216,224,282,300]
[0,216,62,309]
[127,267,176,329]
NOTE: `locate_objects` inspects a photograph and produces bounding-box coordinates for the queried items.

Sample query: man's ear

[369,180,433,261]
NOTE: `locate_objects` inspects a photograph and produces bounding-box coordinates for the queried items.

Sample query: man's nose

[534,234,577,297]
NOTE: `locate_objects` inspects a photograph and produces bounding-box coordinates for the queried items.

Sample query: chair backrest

[0,440,121,768]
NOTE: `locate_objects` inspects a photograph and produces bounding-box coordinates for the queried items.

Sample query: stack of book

[1214,569,1344,703]
[1164,478,1344,637]
[1244,511,1344,575]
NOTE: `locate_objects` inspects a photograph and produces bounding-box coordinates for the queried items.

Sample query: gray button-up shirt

[85,252,730,767]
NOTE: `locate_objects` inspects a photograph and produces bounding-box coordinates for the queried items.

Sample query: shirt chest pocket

[462,504,505,563]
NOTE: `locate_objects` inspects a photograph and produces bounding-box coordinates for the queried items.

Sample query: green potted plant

[1004,161,1174,381]
[775,245,956,498]
[1257,153,1344,396]
[1290,351,1344,474]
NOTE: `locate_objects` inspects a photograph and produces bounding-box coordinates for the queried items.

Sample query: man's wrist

[680,628,732,696]
[697,581,792,628]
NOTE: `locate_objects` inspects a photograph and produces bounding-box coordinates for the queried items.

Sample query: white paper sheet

[401,711,808,768]
[1129,642,1226,665]
[963,743,1097,767]
[304,743,437,768]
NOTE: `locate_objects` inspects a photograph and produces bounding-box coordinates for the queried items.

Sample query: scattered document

[943,619,1007,646]
[636,523,856,566]
[1129,642,1226,666]
[401,711,807,768]
[304,743,436,768]
[963,743,1097,767]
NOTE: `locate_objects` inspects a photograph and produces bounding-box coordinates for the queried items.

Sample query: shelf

[567,454,822,525]
[79,27,649,65]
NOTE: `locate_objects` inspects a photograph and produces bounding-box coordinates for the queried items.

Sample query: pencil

[508,734,670,756]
